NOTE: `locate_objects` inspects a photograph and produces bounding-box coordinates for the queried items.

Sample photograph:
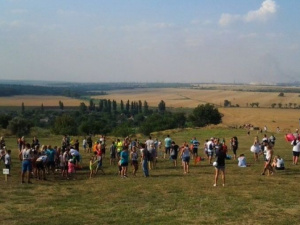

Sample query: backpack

[209,143,213,150]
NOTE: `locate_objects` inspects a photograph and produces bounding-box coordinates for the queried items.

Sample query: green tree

[99,100,104,112]
[112,100,117,112]
[52,114,77,135]
[89,99,95,111]
[79,102,87,113]
[144,100,149,114]
[0,114,12,129]
[224,100,231,107]
[271,103,276,108]
[120,100,124,111]
[41,103,44,112]
[59,101,64,110]
[188,104,222,127]
[126,100,130,112]
[158,100,166,113]
[21,102,25,114]
[278,92,284,97]
[7,116,33,136]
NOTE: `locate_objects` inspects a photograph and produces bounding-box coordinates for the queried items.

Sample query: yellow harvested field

[0,95,87,107]
[94,88,300,132]
[94,88,300,108]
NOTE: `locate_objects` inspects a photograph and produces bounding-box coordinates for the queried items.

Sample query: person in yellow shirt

[116,139,123,159]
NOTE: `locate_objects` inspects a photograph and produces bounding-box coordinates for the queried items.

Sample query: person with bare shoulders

[261,144,274,176]
[180,143,192,174]
[213,140,226,187]
[19,143,33,184]
[250,136,260,162]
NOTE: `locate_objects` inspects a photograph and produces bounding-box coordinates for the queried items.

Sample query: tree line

[0,99,222,137]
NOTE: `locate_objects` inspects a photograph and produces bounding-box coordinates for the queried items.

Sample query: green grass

[1,128,299,225]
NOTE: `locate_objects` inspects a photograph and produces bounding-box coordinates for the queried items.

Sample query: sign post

[3,169,9,182]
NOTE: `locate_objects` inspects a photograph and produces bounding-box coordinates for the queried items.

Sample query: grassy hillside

[1,128,299,225]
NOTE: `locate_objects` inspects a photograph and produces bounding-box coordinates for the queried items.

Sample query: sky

[1,0,300,84]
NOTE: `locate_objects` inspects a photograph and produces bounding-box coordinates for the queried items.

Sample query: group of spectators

[1,128,300,186]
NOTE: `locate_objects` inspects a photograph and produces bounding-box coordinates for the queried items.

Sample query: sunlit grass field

[1,128,299,225]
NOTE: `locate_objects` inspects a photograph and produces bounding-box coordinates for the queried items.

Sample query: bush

[7,117,33,137]
[188,104,222,127]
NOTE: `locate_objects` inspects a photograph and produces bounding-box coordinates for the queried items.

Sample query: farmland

[1,85,300,224]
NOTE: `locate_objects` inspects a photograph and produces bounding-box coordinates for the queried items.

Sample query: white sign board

[3,169,9,175]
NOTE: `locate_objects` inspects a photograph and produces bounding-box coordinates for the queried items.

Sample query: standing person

[231,136,239,160]
[145,136,155,169]
[190,137,200,159]
[170,141,179,167]
[87,135,93,153]
[261,144,274,175]
[291,138,300,165]
[109,141,117,165]
[74,139,80,151]
[62,148,70,179]
[269,134,276,146]
[120,146,129,178]
[31,136,40,149]
[18,136,26,152]
[180,143,192,174]
[19,143,33,184]
[116,139,123,160]
[46,145,56,174]
[213,144,227,187]
[250,136,261,162]
[140,143,149,177]
[130,146,139,176]
[0,137,5,149]
[99,135,106,158]
[207,138,215,164]
[82,137,87,152]
[204,139,209,159]
[164,135,172,159]
[89,152,98,178]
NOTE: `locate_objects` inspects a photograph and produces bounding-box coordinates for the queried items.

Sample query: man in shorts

[164,135,172,159]
[19,143,33,184]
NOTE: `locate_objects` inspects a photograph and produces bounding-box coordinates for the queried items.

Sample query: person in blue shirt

[120,147,129,178]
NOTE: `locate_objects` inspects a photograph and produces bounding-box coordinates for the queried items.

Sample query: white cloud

[245,0,277,22]
[219,0,278,26]
[219,14,241,26]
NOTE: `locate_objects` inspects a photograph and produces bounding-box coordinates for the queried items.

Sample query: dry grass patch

[0,95,87,107]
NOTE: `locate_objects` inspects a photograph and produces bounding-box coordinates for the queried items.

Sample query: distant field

[94,88,300,132]
[0,88,299,132]
[94,88,300,108]
[0,95,87,107]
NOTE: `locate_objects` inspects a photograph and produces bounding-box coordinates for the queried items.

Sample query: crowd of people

[0,128,299,186]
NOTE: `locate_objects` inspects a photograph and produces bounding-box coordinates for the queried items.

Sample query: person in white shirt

[291,139,300,165]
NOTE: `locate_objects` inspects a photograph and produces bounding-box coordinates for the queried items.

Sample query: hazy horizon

[1,0,299,84]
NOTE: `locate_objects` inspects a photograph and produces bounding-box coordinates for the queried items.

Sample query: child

[272,155,285,170]
[62,148,69,179]
[4,149,11,172]
[237,154,248,167]
[89,152,98,178]
[68,156,76,180]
